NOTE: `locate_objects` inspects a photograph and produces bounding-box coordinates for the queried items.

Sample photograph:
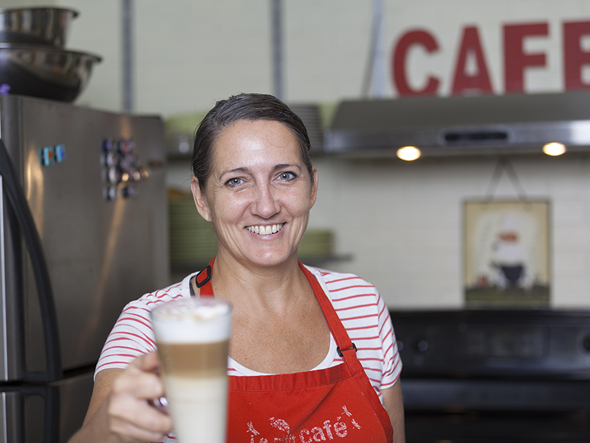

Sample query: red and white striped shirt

[96,265,402,401]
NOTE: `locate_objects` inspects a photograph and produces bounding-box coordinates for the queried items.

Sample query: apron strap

[298,262,394,443]
[192,257,215,297]
[298,263,357,354]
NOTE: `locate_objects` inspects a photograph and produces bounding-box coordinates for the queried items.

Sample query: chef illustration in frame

[491,215,533,291]
[464,200,550,307]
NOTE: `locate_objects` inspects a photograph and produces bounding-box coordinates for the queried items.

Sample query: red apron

[194,259,394,443]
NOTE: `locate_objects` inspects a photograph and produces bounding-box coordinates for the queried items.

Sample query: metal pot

[0,44,101,103]
[0,7,78,48]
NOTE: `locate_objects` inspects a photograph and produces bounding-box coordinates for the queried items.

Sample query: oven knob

[416,340,429,352]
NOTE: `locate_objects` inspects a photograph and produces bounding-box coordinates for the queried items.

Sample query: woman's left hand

[381,382,406,443]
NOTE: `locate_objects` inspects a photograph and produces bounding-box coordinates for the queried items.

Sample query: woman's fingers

[113,365,165,400]
[132,350,161,373]
[108,393,172,441]
[107,352,173,440]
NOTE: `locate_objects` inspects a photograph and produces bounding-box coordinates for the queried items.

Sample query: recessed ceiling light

[397,146,421,161]
[542,142,566,156]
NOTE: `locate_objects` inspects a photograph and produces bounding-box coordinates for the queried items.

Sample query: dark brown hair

[191,93,313,192]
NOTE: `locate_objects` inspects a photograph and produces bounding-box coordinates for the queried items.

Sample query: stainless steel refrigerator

[0,95,169,442]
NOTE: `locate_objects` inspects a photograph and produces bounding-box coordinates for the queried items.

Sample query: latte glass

[151,298,232,443]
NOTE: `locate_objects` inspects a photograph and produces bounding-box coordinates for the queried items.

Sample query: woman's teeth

[246,224,284,235]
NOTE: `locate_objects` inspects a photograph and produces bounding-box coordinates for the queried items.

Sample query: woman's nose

[253,183,279,217]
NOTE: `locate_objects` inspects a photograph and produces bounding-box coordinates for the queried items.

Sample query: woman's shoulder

[305,266,393,364]
[304,265,379,295]
[124,272,197,311]
[303,265,385,320]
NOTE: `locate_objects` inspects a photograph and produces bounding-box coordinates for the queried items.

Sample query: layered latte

[151,298,232,443]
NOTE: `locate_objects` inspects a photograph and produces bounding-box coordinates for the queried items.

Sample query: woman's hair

[191,93,313,192]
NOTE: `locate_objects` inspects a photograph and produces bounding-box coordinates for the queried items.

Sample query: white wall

[0,0,57,6]
[38,0,590,110]
[60,0,121,110]
[6,0,590,308]
[311,155,590,309]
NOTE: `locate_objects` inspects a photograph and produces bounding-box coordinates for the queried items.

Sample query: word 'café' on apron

[191,258,394,443]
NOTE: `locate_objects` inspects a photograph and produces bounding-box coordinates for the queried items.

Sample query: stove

[390,309,590,443]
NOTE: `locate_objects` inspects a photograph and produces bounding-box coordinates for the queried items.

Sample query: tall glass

[151,298,232,443]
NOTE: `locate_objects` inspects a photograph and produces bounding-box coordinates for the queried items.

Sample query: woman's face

[191,119,318,268]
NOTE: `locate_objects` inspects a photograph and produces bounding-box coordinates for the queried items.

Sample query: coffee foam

[151,298,232,344]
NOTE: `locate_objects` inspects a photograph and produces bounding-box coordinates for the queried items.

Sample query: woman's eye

[279,171,296,181]
[226,177,243,187]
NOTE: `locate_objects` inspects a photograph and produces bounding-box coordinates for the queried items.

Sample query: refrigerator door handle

[0,139,62,383]
[0,391,22,442]
[0,387,60,443]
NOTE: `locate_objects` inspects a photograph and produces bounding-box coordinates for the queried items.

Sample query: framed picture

[463,200,550,308]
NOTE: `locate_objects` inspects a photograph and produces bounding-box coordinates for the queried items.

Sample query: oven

[390,310,590,443]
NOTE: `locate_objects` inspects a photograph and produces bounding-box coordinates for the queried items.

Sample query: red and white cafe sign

[392,20,590,96]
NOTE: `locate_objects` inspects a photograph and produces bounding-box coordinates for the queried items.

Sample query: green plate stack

[169,194,217,266]
[298,229,334,259]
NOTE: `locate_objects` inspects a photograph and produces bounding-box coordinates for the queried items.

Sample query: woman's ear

[309,166,319,209]
[191,176,212,222]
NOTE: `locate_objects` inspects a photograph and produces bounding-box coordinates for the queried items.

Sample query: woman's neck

[209,251,310,317]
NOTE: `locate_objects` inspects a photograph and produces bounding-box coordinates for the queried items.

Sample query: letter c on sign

[392,30,440,96]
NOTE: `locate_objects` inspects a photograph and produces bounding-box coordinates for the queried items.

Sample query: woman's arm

[381,381,405,443]
[68,352,173,443]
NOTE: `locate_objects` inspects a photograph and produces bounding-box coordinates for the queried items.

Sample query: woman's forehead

[212,119,301,166]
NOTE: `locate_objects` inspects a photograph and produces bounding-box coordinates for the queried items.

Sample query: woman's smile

[245,223,286,236]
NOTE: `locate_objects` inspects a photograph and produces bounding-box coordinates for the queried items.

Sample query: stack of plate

[289,104,324,152]
[164,111,207,156]
[298,229,334,259]
[168,192,217,265]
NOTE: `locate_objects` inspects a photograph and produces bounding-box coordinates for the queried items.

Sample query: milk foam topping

[151,298,232,343]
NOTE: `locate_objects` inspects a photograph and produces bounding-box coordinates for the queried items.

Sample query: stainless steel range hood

[325,90,590,157]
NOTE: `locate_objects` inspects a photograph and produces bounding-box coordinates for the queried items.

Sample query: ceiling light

[542,142,566,156]
[397,146,421,161]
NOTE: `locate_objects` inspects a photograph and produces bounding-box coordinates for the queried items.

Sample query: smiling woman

[69,93,405,443]
[192,118,318,269]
